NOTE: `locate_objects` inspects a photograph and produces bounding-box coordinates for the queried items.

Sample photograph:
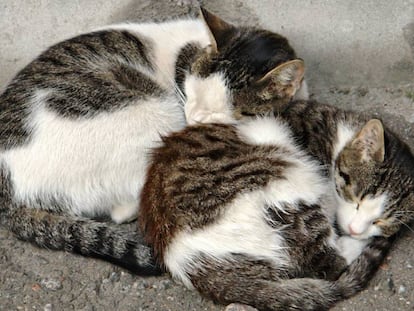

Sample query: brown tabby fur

[139,99,414,310]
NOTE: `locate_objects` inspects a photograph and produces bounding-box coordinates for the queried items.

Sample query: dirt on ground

[0,1,413,311]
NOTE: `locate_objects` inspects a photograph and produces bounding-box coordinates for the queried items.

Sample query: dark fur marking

[175,43,202,95]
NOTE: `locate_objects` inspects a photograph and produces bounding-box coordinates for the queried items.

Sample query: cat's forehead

[236,30,295,65]
[222,29,296,73]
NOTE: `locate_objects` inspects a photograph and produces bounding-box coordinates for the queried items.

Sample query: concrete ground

[0,1,413,310]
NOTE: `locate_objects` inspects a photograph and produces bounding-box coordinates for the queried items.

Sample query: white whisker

[396,219,414,234]
[151,59,187,107]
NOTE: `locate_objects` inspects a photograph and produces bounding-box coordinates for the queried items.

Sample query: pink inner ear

[255,59,305,100]
[200,7,235,52]
[353,120,385,162]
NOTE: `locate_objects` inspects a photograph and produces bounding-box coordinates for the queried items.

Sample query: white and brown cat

[139,97,413,309]
[0,8,306,273]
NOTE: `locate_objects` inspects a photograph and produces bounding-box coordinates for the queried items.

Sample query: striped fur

[139,100,414,309]
[0,9,306,273]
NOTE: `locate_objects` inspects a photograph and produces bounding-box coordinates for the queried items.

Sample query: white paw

[337,236,369,265]
[187,110,235,125]
[110,202,138,224]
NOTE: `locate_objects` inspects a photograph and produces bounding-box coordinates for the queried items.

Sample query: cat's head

[184,8,306,125]
[334,119,414,240]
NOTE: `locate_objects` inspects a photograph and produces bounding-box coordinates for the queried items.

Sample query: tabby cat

[139,99,414,309]
[0,8,307,273]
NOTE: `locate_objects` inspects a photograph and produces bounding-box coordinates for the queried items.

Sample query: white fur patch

[337,236,369,264]
[184,72,235,125]
[336,193,387,239]
[164,190,288,288]
[332,122,357,162]
[2,90,185,220]
[237,117,293,147]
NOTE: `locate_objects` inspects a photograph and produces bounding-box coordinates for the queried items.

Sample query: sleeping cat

[0,8,307,273]
[139,99,414,309]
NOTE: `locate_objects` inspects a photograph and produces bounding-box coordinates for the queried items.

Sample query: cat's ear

[254,59,305,100]
[351,119,385,163]
[199,7,236,52]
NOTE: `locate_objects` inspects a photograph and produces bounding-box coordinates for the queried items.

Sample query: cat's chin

[337,236,369,264]
[341,225,382,240]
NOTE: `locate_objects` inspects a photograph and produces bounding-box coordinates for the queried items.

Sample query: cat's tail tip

[334,236,391,300]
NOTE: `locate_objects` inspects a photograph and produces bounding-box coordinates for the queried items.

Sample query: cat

[138,99,414,309]
[0,8,307,274]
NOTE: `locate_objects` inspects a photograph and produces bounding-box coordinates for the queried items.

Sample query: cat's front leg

[337,236,370,264]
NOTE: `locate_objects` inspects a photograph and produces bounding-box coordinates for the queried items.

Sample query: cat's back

[140,117,331,267]
[0,17,210,215]
[0,16,210,149]
[2,17,209,96]
[105,18,210,88]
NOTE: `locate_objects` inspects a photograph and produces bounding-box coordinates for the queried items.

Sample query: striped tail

[334,236,392,299]
[190,237,391,310]
[5,206,162,276]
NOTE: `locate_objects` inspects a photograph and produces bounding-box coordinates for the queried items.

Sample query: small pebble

[157,279,171,290]
[387,275,395,293]
[34,255,49,265]
[135,280,149,290]
[44,303,53,311]
[398,285,407,295]
[109,272,120,282]
[41,278,63,291]
[120,285,130,293]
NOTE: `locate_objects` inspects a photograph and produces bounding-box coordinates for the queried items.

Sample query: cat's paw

[224,303,258,311]
[111,202,138,224]
[187,111,235,125]
[337,236,369,265]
